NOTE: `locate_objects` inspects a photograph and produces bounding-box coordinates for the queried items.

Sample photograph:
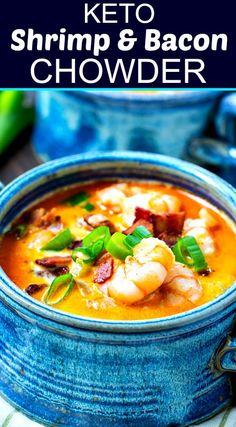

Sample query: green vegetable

[124,226,153,250]
[105,232,132,260]
[83,202,95,212]
[89,240,104,258]
[41,228,73,251]
[72,246,89,262]
[72,240,104,265]
[14,224,28,239]
[132,226,153,240]
[72,226,110,264]
[45,273,75,305]
[0,91,34,154]
[83,226,111,248]
[64,192,90,206]
[172,236,208,272]
[123,234,141,249]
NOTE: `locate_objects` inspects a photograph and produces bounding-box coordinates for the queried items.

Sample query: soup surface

[0,181,235,320]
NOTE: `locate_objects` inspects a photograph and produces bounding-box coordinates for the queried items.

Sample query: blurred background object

[188,93,236,186]
[32,90,222,161]
[0,89,235,188]
[0,91,34,154]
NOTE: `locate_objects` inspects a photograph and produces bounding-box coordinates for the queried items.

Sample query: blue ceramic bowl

[0,152,236,427]
[32,91,222,161]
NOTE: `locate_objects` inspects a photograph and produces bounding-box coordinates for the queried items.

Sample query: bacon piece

[153,212,185,247]
[134,206,153,222]
[30,208,62,230]
[124,219,154,236]
[35,256,72,268]
[198,267,212,277]
[157,232,179,248]
[82,217,94,230]
[25,284,46,295]
[30,208,47,227]
[93,253,114,284]
[153,212,185,236]
[132,207,185,247]
[68,240,82,249]
[51,266,70,276]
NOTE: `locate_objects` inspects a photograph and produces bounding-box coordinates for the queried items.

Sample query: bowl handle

[216,336,236,372]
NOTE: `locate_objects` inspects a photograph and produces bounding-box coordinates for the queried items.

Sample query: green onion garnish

[123,234,141,249]
[83,202,95,212]
[72,226,111,265]
[172,236,208,272]
[14,224,28,239]
[90,239,104,258]
[45,273,75,305]
[72,246,90,262]
[41,228,73,251]
[132,226,153,240]
[73,241,104,264]
[105,232,133,260]
[64,191,90,206]
[124,226,153,250]
[83,226,111,248]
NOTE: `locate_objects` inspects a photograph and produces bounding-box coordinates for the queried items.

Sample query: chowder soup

[0,181,235,321]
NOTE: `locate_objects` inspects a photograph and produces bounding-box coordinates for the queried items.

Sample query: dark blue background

[0,0,235,88]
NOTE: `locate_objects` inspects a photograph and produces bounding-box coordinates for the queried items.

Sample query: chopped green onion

[45,273,75,305]
[14,224,28,239]
[124,226,153,250]
[172,236,208,272]
[132,226,153,240]
[72,227,110,265]
[105,232,132,260]
[83,202,95,212]
[90,239,104,258]
[73,240,105,265]
[72,246,90,263]
[72,246,94,264]
[83,226,111,248]
[64,191,90,206]
[124,234,141,249]
[41,228,73,251]
[71,250,91,276]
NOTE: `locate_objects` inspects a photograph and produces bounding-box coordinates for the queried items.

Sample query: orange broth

[0,181,235,321]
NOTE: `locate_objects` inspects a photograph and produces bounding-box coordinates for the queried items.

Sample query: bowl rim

[0,151,235,333]
[62,89,222,106]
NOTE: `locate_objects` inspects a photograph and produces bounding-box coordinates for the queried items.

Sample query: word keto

[84,2,155,24]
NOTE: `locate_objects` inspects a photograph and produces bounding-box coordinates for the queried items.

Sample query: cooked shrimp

[149,194,182,214]
[162,263,203,306]
[184,208,218,256]
[199,208,218,228]
[108,237,175,304]
[108,265,145,304]
[97,187,126,213]
[133,237,175,270]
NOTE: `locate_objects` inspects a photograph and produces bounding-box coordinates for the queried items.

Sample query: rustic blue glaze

[0,152,236,427]
[32,91,222,161]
